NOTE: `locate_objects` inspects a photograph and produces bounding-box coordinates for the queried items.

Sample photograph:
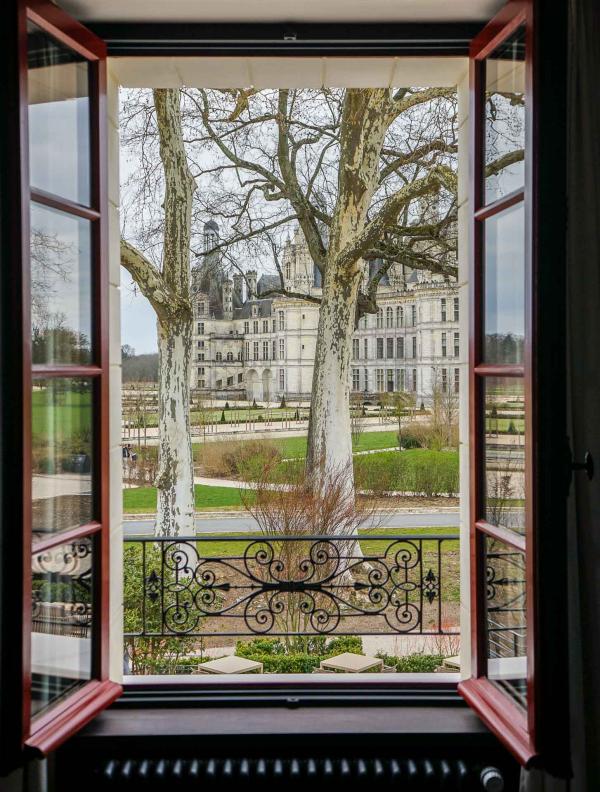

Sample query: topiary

[220,409,226,423]
[280,396,286,409]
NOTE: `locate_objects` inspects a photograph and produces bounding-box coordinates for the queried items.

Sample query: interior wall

[456,67,471,679]
[107,66,124,684]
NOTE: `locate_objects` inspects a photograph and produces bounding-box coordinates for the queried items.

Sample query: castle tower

[222,279,233,320]
[233,272,244,304]
[247,270,257,299]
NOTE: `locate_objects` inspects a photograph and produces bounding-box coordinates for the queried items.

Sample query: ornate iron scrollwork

[127,534,456,638]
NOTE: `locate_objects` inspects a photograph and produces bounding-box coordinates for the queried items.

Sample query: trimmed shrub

[199,439,281,478]
[376,653,444,673]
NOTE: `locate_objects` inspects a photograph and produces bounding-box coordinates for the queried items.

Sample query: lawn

[123,483,252,513]
[268,430,401,459]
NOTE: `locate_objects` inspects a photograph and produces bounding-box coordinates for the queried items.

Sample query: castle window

[262,341,269,360]
[352,369,360,391]
[454,332,460,358]
[353,339,359,359]
[272,340,276,359]
[441,298,447,322]
[376,369,384,391]
[252,305,258,317]
[278,310,285,331]
[226,352,233,362]
[412,336,417,358]
[397,337,404,359]
[279,339,285,360]
[364,338,368,359]
[245,341,250,360]
[238,374,243,383]
[376,338,384,359]
[386,338,394,359]
[454,367,460,394]
[285,262,291,280]
[453,296,459,322]
[253,341,259,360]
[376,308,383,328]
[442,332,447,358]
[412,368,417,391]
[253,320,258,334]
[262,320,268,333]
[396,306,403,327]
[197,322,204,334]
[386,307,393,328]
[411,305,417,326]
[244,321,249,334]
[441,368,448,392]
[279,369,285,390]
[227,376,233,386]
[215,352,222,362]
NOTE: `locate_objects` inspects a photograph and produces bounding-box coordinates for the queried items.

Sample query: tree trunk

[156,315,194,535]
[306,262,360,491]
[305,89,391,489]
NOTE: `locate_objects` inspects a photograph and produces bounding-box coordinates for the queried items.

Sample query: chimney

[222,279,233,320]
[233,273,244,304]
[247,270,257,299]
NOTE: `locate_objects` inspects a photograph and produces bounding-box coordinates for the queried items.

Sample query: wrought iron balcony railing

[123,533,460,639]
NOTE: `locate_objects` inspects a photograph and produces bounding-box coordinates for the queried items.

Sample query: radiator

[97,756,507,790]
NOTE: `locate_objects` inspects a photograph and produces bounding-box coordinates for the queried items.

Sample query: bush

[354,450,459,497]
[220,410,226,423]
[224,402,230,410]
[199,439,282,479]
[280,396,286,408]
[375,653,444,672]
[234,635,364,673]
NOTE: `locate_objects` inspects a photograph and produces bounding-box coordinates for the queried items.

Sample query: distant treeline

[122,353,158,383]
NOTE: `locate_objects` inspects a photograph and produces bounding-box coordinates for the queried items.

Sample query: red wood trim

[31,522,102,555]
[25,680,121,756]
[473,364,524,377]
[475,520,526,553]
[474,188,525,220]
[25,2,105,61]
[93,53,111,682]
[469,2,527,61]
[31,365,103,378]
[458,678,535,767]
[30,189,101,221]
[18,0,34,743]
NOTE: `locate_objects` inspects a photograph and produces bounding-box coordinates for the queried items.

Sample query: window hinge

[565,436,594,494]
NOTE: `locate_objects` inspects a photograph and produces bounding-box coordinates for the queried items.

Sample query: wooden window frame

[458,0,569,775]
[9,0,121,763]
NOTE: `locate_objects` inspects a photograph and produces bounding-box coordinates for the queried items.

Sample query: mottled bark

[306,91,391,485]
[121,89,196,536]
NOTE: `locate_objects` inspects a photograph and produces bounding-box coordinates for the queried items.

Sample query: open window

[1,0,568,779]
[1,0,120,768]
[458,0,569,775]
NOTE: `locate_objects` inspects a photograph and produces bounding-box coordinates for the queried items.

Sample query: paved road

[123,510,460,537]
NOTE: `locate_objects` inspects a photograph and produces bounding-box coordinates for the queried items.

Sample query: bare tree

[120,89,196,536]
[181,87,458,490]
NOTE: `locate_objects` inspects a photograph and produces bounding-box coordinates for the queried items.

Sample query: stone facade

[191,223,460,404]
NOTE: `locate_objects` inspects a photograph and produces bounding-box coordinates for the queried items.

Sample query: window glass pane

[485,536,527,710]
[483,377,525,535]
[31,538,93,717]
[32,378,93,545]
[483,203,525,364]
[484,25,526,204]
[27,22,90,205]
[30,203,92,365]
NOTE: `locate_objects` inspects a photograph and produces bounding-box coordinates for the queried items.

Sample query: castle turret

[247,270,257,299]
[233,273,244,305]
[222,279,233,320]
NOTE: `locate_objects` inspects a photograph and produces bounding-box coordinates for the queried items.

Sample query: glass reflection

[31,538,93,717]
[27,21,90,205]
[30,203,92,365]
[484,203,525,364]
[483,377,525,535]
[484,25,526,204]
[32,378,93,545]
[485,536,527,710]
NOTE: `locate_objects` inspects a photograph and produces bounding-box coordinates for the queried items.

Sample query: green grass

[123,483,252,513]
[32,386,91,440]
[266,430,401,459]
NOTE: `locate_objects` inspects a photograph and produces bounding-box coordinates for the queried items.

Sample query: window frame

[2,0,122,765]
[458,0,569,774]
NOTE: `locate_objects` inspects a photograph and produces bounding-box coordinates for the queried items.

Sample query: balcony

[123,532,461,674]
